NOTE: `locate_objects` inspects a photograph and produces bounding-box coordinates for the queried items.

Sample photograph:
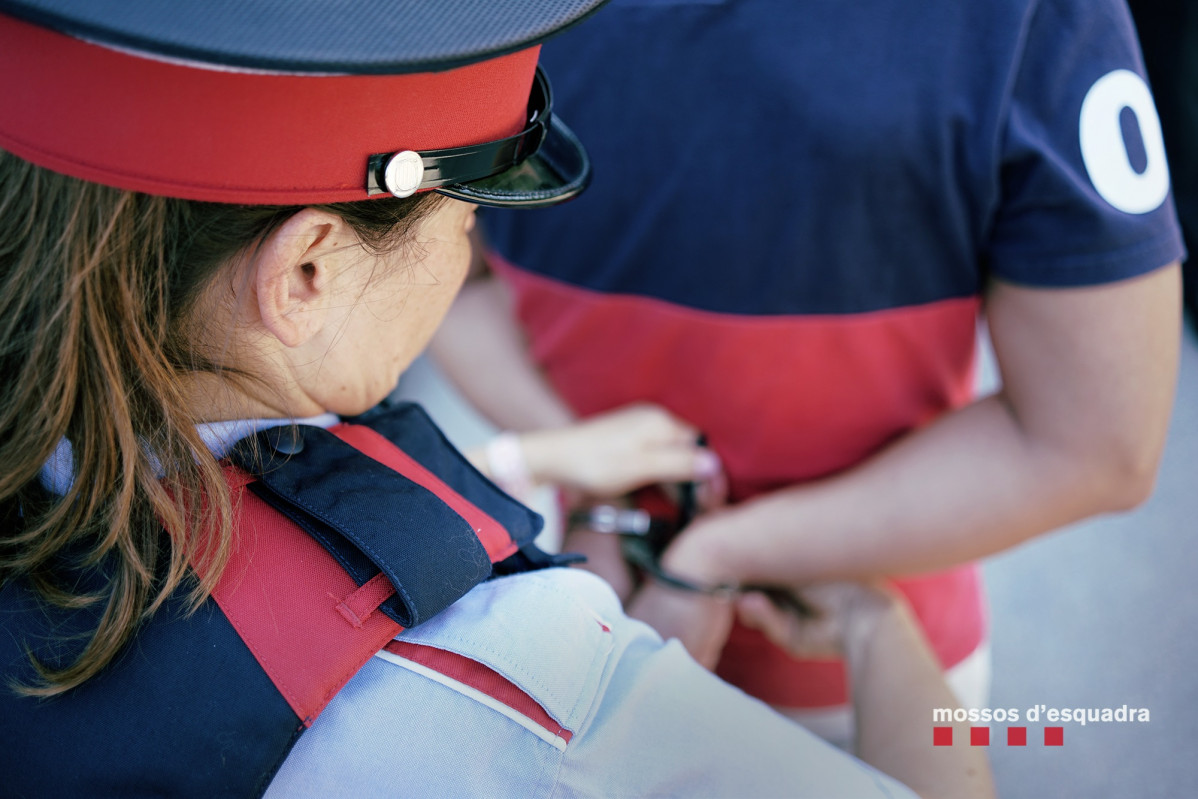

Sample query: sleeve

[264,569,916,799]
[986,0,1186,287]
[559,633,918,799]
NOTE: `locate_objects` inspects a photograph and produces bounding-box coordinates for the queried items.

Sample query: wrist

[659,511,744,585]
[516,426,577,487]
[840,588,908,667]
[484,432,536,499]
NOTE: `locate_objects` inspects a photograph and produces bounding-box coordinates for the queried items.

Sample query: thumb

[737,590,844,658]
[736,591,798,643]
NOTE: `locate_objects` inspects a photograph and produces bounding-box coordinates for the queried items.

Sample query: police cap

[0,0,606,206]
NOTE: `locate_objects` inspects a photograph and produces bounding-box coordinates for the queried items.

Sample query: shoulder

[265,568,622,797]
[989,0,1184,287]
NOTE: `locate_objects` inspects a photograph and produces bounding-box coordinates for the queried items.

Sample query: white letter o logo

[1079,69,1170,214]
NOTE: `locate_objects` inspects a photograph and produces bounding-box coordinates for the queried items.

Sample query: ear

[252,208,352,348]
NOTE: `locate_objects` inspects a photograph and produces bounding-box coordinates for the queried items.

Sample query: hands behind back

[625,579,904,672]
[627,503,902,670]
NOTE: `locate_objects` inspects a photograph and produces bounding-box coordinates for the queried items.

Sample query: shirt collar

[39,413,340,495]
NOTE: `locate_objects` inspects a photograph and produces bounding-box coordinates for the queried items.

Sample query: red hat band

[0,13,540,204]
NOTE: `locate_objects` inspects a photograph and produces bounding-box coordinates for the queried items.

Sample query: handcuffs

[568,486,817,619]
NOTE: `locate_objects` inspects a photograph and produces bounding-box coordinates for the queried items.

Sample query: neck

[180,370,324,424]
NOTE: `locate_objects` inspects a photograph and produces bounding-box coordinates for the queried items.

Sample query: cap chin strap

[366,66,551,198]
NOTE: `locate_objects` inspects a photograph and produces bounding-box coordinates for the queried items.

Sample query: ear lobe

[253,209,345,348]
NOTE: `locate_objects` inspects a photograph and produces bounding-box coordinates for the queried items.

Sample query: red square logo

[970,727,990,746]
[1007,727,1027,746]
[933,727,953,746]
[1044,727,1064,746]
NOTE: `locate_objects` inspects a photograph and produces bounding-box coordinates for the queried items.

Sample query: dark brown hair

[0,150,443,695]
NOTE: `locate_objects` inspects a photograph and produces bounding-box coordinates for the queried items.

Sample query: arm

[430,268,576,432]
[630,264,1181,658]
[738,585,996,799]
[660,264,1181,586]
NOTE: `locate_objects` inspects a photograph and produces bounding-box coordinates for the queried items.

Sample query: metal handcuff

[569,482,818,619]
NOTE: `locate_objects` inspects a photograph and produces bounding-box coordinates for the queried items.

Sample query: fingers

[536,402,724,496]
[736,589,842,659]
[736,583,904,660]
[606,403,700,446]
[611,404,722,485]
[735,591,785,633]
[736,591,810,650]
[697,466,728,510]
[620,443,721,487]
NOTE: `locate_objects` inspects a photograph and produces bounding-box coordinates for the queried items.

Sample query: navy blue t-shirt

[487,0,1184,315]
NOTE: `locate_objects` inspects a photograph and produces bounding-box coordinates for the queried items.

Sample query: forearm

[669,268,1181,585]
[675,391,1149,583]
[430,273,575,431]
[845,596,995,799]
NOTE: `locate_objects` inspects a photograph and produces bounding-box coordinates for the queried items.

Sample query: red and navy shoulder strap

[213,400,577,727]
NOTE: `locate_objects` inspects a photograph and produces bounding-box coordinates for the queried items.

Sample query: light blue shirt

[266,567,916,798]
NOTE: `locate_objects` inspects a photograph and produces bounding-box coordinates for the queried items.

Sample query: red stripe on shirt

[384,640,573,743]
[494,254,980,501]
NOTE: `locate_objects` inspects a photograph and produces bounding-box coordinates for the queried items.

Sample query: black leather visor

[366,67,590,209]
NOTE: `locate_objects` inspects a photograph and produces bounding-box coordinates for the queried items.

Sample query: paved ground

[981,327,1198,797]
[399,326,1198,797]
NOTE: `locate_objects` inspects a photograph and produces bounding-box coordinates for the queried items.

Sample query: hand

[520,403,722,498]
[736,582,900,662]
[626,580,736,670]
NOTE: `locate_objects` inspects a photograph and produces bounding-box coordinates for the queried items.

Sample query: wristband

[485,431,535,500]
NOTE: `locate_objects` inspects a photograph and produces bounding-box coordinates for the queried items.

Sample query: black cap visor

[437,116,590,208]
[367,67,590,209]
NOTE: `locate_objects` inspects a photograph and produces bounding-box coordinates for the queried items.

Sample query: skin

[739,583,996,799]
[184,202,717,500]
[185,199,479,421]
[467,402,722,495]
